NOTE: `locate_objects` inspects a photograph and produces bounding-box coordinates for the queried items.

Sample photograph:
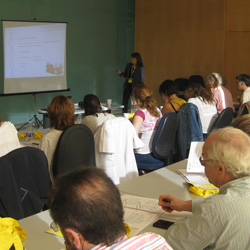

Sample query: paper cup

[123,113,129,119]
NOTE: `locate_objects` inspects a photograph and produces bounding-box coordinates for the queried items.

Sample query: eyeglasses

[199,155,215,166]
[50,221,60,232]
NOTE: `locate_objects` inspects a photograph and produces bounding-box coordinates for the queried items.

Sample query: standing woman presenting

[117,52,145,113]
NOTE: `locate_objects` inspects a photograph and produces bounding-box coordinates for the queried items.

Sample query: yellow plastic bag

[18,132,43,139]
[34,132,43,139]
[189,185,219,197]
[124,223,131,237]
[0,217,26,250]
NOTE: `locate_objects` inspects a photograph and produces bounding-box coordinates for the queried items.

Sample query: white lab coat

[94,117,144,185]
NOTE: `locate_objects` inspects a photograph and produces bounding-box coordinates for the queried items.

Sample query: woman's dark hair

[159,80,179,97]
[47,95,75,130]
[131,52,143,67]
[0,117,2,126]
[185,83,214,104]
[133,84,159,117]
[83,94,102,116]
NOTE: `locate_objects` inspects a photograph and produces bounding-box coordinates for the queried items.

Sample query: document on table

[121,194,163,214]
[187,141,205,173]
[121,194,191,236]
[178,169,218,190]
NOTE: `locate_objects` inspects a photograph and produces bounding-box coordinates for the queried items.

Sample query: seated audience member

[236,73,250,104]
[231,114,250,136]
[207,72,234,114]
[49,167,172,250]
[159,80,186,115]
[40,95,75,180]
[132,84,162,166]
[185,83,218,134]
[0,117,20,157]
[81,94,115,134]
[159,127,250,250]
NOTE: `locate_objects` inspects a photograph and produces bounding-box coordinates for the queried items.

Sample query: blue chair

[208,107,234,133]
[137,112,178,173]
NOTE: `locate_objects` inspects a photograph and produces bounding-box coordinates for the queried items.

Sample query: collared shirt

[242,87,250,104]
[164,176,250,250]
[90,232,172,250]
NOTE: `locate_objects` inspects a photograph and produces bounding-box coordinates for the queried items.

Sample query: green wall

[0,0,135,124]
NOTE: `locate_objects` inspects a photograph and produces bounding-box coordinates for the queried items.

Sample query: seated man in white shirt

[236,73,250,104]
[50,167,172,250]
[159,127,250,250]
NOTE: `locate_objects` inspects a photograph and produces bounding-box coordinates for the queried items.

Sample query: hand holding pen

[158,195,192,213]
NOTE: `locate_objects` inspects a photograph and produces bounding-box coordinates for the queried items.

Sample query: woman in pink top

[132,84,162,167]
[207,72,235,114]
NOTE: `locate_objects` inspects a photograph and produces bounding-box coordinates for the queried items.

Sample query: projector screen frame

[2,20,68,95]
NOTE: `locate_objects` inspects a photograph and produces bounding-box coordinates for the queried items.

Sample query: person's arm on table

[158,194,192,213]
[159,195,214,250]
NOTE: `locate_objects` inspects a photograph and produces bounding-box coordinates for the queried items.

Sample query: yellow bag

[0,217,26,250]
[189,185,219,197]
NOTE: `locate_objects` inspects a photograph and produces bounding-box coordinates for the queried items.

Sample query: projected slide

[5,24,65,78]
[3,21,67,94]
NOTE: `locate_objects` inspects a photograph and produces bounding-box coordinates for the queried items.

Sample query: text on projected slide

[5,23,65,79]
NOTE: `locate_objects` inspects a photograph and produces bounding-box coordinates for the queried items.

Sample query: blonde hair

[206,127,250,178]
[132,84,159,117]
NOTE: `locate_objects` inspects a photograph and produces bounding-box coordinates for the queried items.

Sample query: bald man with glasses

[159,127,250,250]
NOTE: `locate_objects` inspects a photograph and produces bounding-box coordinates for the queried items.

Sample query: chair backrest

[237,101,250,117]
[189,75,205,87]
[208,107,234,133]
[174,78,190,92]
[177,103,204,160]
[152,112,178,165]
[53,124,96,178]
[0,147,51,220]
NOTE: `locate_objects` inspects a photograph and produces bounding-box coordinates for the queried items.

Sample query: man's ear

[217,163,226,176]
[64,228,81,249]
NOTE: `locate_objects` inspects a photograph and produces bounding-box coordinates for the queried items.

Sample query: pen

[163,199,171,204]
[32,142,39,145]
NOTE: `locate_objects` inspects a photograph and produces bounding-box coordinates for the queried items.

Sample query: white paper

[123,208,159,236]
[187,141,205,173]
[121,194,192,236]
[121,194,163,214]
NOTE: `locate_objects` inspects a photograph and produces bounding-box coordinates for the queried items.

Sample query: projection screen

[3,21,67,94]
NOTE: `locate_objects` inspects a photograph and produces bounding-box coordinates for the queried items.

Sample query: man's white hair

[206,127,250,178]
[212,72,223,86]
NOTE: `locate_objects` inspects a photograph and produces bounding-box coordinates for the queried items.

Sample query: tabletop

[19,159,194,250]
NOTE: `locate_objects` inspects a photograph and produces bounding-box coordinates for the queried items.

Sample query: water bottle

[26,121,34,141]
[76,114,82,124]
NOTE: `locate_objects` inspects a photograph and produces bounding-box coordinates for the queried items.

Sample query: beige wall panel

[135,0,225,104]
[226,0,250,31]
[224,32,250,98]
